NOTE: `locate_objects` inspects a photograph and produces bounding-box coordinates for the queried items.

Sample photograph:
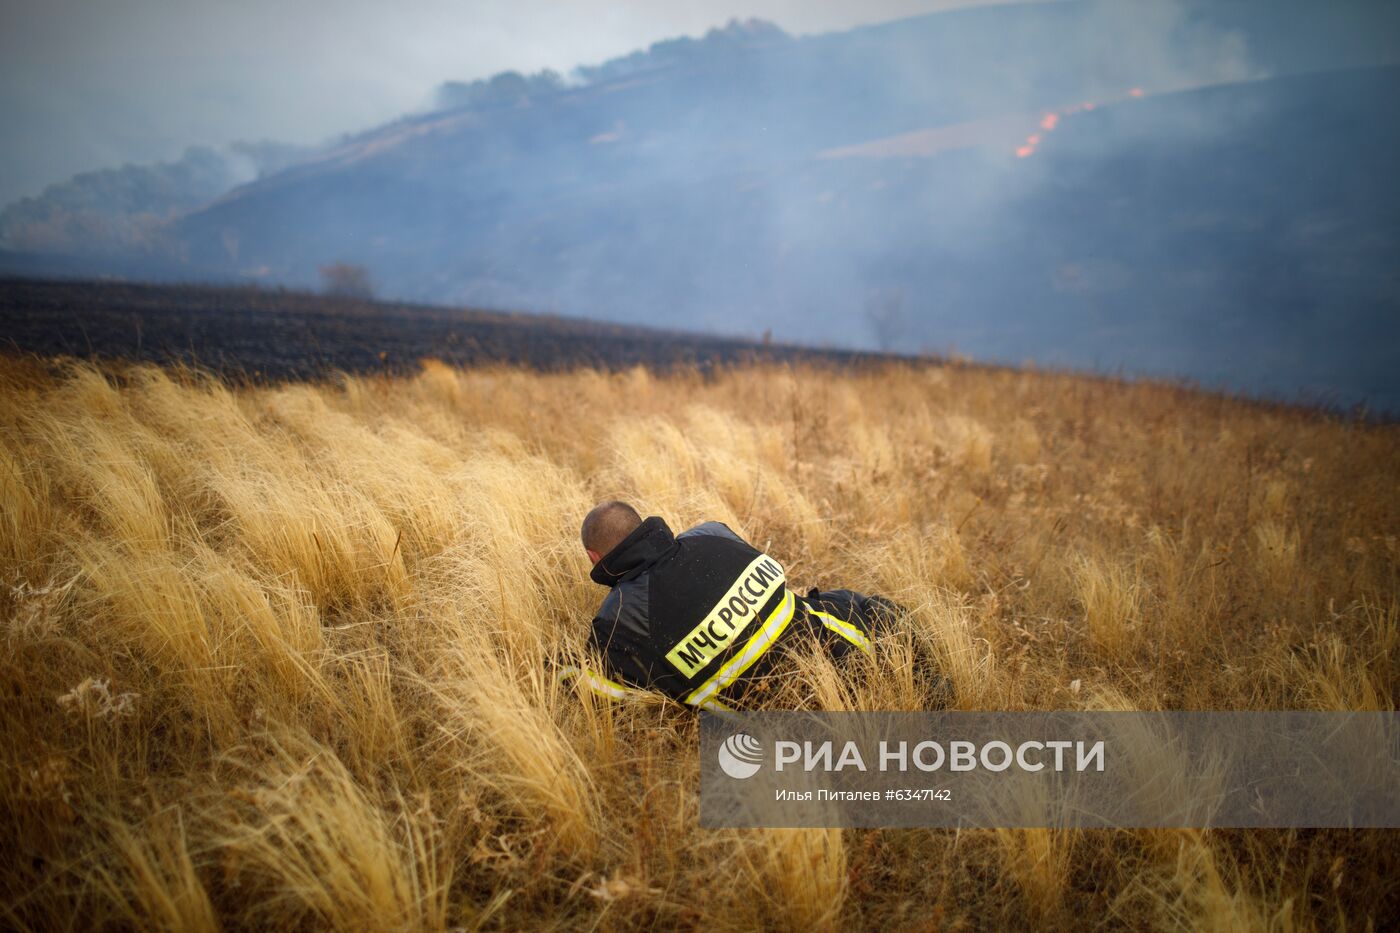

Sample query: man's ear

[586,548,602,565]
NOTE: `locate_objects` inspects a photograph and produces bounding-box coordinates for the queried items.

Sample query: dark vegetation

[0,278,891,380]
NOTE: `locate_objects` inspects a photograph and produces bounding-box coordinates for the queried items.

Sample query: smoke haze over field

[2,0,1399,409]
[0,0,1028,208]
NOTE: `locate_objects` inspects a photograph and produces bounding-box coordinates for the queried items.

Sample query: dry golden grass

[1,356,1397,930]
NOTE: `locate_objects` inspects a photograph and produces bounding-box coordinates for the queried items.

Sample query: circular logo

[718,732,764,779]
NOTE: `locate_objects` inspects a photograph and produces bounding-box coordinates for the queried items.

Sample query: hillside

[76,65,1400,410]
[2,353,1397,929]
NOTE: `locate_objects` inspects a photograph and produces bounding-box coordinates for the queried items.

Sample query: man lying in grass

[563,500,912,711]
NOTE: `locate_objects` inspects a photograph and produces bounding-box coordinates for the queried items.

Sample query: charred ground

[0,278,888,380]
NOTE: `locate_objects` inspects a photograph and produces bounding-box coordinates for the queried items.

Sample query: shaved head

[581,500,643,558]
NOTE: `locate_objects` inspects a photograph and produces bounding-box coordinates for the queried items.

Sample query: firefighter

[561,500,909,711]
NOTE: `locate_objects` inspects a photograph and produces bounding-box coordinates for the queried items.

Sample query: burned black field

[0,278,883,379]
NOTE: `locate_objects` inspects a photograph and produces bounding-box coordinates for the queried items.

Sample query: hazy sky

[0,0,1035,207]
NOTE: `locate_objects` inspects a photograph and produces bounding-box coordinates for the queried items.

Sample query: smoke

[740,0,1266,349]
[9,0,1400,406]
[1083,0,1259,92]
[0,141,321,254]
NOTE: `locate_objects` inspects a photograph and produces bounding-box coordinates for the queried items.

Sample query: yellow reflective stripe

[558,665,646,701]
[810,609,874,657]
[684,589,797,708]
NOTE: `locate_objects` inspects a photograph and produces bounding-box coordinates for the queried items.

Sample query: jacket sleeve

[586,616,654,690]
[553,620,654,703]
[573,585,698,703]
[588,609,707,703]
[553,586,658,703]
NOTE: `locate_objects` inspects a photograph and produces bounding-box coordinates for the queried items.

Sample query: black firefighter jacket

[569,516,889,710]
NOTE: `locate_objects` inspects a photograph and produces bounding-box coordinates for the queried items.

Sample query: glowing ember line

[1013,88,1145,158]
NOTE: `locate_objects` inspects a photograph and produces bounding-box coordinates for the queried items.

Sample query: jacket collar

[590,516,675,587]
